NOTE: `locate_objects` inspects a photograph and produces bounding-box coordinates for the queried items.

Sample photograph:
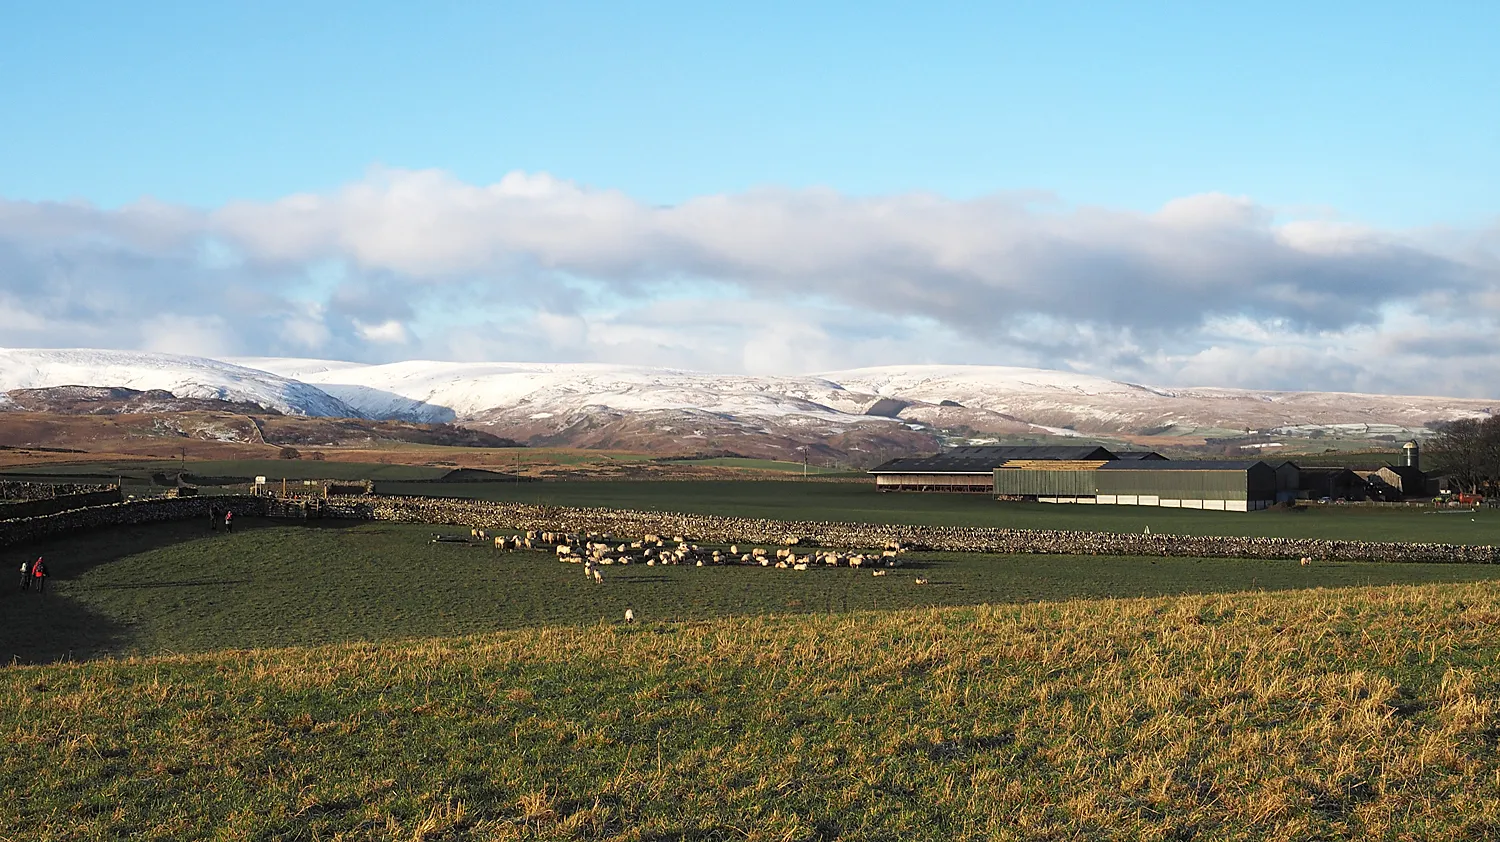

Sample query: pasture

[377,479,1500,544]
[8,519,1500,664]
[6,582,1500,839]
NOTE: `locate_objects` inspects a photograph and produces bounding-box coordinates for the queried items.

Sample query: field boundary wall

[0,495,266,548]
[0,489,124,520]
[328,495,1500,564]
[0,481,117,500]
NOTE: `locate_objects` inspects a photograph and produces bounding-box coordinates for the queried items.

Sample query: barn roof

[869,445,1116,474]
[1112,451,1168,460]
[1097,460,1270,471]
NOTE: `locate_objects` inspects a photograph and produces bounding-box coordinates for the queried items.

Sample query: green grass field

[657,456,855,475]
[376,479,1500,544]
[8,518,1500,665]
[6,582,1500,840]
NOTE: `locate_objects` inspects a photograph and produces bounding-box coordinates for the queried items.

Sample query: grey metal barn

[870,445,1117,493]
[992,459,1282,511]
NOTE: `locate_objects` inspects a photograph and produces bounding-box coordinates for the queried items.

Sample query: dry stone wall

[0,481,117,500]
[326,495,1500,565]
[0,495,266,548]
[0,489,124,520]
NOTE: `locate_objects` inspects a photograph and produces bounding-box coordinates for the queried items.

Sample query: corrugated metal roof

[869,445,1115,474]
[1098,460,1268,471]
[1112,451,1167,460]
[999,460,1112,470]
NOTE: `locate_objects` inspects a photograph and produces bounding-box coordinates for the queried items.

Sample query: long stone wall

[3,491,1495,565]
[0,481,117,500]
[0,495,266,548]
[325,495,1500,565]
[0,489,124,520]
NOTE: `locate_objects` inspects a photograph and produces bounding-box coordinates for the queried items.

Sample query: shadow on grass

[1,517,364,664]
[0,589,127,665]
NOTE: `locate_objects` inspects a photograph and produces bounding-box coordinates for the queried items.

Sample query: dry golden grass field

[5,581,1500,840]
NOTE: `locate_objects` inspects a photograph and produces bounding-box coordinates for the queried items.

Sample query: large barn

[992,459,1285,511]
[869,445,1119,493]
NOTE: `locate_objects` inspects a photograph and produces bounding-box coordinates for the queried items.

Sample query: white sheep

[624,608,635,623]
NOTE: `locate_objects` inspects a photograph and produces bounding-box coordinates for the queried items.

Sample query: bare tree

[1426,418,1500,494]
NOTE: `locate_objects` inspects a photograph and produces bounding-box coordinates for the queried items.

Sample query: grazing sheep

[593,569,603,584]
[1300,556,1311,566]
[793,562,808,571]
[914,576,929,585]
[624,608,635,623]
[872,570,887,577]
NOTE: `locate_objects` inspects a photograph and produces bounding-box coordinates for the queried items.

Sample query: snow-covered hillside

[2,351,1493,444]
[821,364,1494,434]
[0,348,357,417]
[234,359,882,424]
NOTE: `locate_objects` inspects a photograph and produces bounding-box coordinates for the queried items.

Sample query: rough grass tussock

[5,583,1500,839]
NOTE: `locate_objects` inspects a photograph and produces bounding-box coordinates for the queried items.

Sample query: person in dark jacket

[18,559,29,592]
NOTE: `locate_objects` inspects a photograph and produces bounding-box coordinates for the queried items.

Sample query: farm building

[870,445,1116,492]
[1299,467,1369,501]
[1112,451,1169,461]
[993,459,1283,511]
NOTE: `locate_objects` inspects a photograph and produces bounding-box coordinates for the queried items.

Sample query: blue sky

[0,2,1497,395]
[4,1,1495,225]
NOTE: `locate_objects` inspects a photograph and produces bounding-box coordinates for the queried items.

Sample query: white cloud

[353,319,409,345]
[0,170,1497,397]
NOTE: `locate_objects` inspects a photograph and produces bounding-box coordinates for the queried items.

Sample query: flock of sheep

[471,528,917,582]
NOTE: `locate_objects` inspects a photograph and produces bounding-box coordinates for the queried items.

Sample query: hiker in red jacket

[32,557,46,594]
[224,510,234,533]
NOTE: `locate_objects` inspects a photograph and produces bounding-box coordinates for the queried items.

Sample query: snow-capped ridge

[0,348,358,417]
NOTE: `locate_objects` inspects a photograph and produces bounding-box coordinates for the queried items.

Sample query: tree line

[1425,417,1500,494]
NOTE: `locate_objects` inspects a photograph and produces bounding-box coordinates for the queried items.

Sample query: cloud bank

[1,169,1496,396]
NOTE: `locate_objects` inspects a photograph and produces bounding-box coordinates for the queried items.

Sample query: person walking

[224,509,234,533]
[31,557,46,594]
[18,558,29,592]
[209,505,219,532]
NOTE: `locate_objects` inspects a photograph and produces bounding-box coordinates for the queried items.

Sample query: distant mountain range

[1,348,1493,462]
